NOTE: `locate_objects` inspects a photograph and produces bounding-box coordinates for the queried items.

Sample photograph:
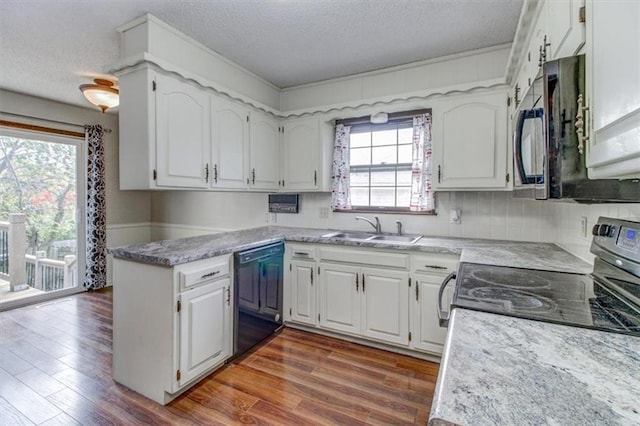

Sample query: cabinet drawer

[318,247,409,269]
[178,256,230,290]
[288,244,317,261]
[410,253,459,275]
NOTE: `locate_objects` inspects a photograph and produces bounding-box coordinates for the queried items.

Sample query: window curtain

[331,124,351,210]
[84,124,107,290]
[410,113,435,211]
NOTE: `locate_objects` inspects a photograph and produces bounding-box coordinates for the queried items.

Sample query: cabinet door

[411,275,454,355]
[361,268,409,346]
[546,0,585,60]
[249,113,281,190]
[155,74,210,188]
[211,97,249,188]
[290,261,316,326]
[282,118,320,190]
[432,91,508,189]
[179,278,231,386]
[585,0,640,179]
[318,263,360,335]
[259,257,283,319]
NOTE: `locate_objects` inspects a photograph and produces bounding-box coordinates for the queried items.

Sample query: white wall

[549,202,640,263]
[280,45,510,114]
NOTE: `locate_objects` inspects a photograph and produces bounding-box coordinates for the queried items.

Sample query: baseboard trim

[284,322,442,363]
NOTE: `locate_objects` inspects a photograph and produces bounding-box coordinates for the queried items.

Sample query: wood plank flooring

[0,288,439,425]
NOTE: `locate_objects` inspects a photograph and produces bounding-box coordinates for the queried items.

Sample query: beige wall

[150,191,267,234]
[0,89,151,226]
[0,90,152,285]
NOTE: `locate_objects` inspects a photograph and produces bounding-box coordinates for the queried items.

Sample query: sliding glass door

[0,129,86,310]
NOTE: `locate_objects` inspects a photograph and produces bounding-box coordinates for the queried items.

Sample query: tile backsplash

[274,192,639,263]
[151,190,639,265]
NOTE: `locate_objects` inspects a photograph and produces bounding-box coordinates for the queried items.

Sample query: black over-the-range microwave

[512,54,639,202]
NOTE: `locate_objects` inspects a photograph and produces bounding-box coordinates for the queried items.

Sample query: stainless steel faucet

[355,216,382,233]
[396,220,403,235]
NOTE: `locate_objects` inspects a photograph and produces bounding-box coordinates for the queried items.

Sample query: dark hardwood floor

[0,288,438,425]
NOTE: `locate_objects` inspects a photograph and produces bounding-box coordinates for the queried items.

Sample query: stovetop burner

[467,287,557,313]
[448,218,640,336]
[467,269,552,289]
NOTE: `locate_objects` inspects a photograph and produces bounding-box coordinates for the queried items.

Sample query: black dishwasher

[233,242,284,357]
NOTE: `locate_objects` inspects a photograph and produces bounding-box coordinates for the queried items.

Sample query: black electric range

[441,217,640,337]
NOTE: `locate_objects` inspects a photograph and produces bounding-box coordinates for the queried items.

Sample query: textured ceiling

[0,0,523,110]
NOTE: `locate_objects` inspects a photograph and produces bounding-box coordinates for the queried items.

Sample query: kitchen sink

[322,231,423,244]
[369,234,423,243]
[322,231,374,240]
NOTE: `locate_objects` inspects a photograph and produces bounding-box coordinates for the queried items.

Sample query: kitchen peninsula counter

[429,308,640,425]
[107,225,591,273]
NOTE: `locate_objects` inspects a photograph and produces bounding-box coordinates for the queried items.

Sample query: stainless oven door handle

[437,272,457,328]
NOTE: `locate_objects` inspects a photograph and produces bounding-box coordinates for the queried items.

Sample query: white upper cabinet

[282,117,332,192]
[546,0,586,61]
[585,0,640,179]
[282,117,321,191]
[155,74,211,188]
[249,112,281,190]
[118,67,211,190]
[211,98,250,189]
[432,90,509,190]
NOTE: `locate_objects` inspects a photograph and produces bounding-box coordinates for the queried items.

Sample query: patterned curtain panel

[84,125,107,290]
[330,124,351,210]
[410,113,436,211]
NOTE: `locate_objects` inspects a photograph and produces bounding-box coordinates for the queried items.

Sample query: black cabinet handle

[205,164,209,183]
[356,274,359,292]
[425,264,447,270]
[201,271,220,279]
[362,273,365,292]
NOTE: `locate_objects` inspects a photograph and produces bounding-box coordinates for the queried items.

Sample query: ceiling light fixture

[79,78,119,113]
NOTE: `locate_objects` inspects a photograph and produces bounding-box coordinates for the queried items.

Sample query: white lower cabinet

[284,243,458,356]
[178,278,231,386]
[361,268,410,346]
[318,263,362,336]
[290,260,317,326]
[112,255,232,404]
[318,262,410,346]
[410,274,454,354]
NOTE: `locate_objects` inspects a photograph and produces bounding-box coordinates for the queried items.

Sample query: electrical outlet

[271,213,277,224]
[450,209,461,224]
[319,207,329,219]
[580,216,588,237]
[265,213,270,223]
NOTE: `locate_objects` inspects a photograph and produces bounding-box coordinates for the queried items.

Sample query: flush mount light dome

[370,112,388,124]
[79,78,119,113]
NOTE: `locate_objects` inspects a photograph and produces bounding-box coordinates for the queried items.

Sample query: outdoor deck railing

[3,214,78,293]
[25,252,77,292]
[0,221,8,277]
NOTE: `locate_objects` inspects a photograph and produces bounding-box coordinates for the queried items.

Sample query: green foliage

[0,136,77,256]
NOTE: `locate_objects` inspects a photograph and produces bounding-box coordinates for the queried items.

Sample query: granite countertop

[107,225,591,273]
[429,309,640,425]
